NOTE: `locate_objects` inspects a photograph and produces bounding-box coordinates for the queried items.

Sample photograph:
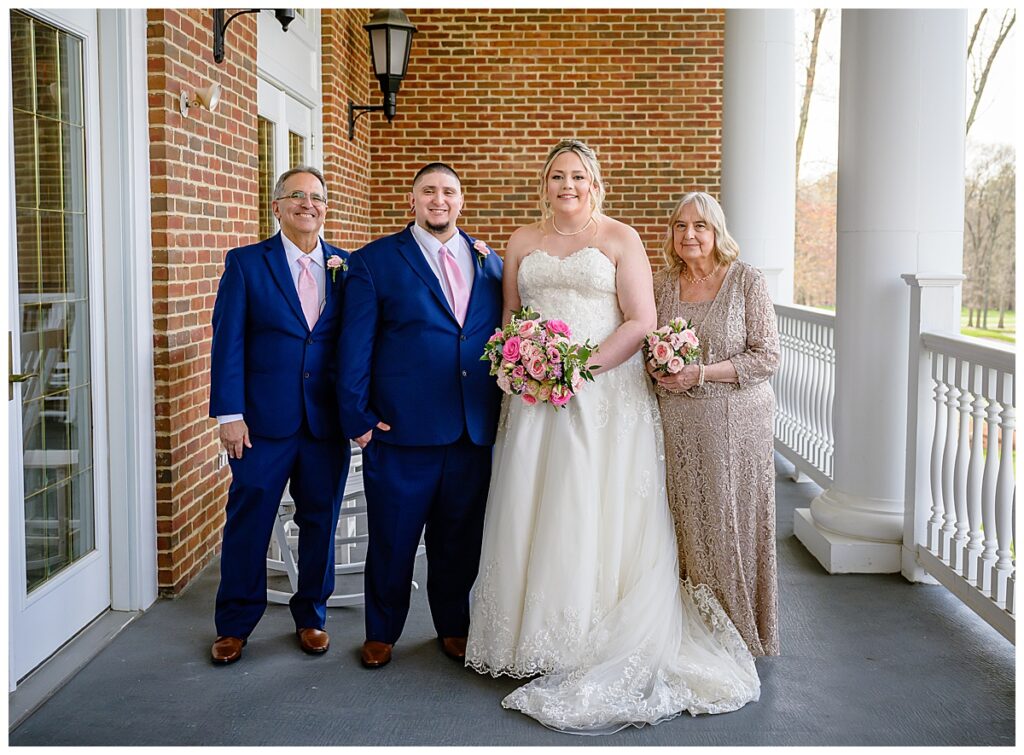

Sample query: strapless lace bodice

[518,247,621,344]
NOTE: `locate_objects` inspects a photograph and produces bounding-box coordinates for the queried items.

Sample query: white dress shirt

[217,233,325,426]
[410,223,475,307]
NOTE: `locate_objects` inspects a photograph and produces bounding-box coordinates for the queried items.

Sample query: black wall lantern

[213,9,296,64]
[348,9,417,140]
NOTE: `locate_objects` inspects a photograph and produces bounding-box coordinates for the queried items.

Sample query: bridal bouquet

[644,318,701,374]
[481,306,598,409]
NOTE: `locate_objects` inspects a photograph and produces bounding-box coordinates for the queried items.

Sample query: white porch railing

[904,275,1016,642]
[772,304,835,489]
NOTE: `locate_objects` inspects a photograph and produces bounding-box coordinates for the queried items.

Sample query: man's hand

[220,419,252,459]
[354,421,391,449]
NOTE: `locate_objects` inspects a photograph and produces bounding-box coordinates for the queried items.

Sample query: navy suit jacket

[338,224,503,447]
[209,232,349,440]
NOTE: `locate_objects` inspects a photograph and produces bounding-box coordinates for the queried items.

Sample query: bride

[465,140,760,734]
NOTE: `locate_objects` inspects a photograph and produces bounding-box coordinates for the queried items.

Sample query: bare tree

[795,9,828,184]
[963,145,1015,329]
[967,9,1016,135]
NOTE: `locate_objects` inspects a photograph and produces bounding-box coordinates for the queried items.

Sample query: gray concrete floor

[9,456,1016,746]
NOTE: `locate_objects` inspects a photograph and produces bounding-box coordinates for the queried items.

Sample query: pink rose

[546,319,571,337]
[537,383,552,402]
[518,319,538,337]
[473,240,490,257]
[652,341,673,365]
[682,330,699,348]
[511,365,526,379]
[527,357,547,380]
[488,329,504,344]
[502,336,522,362]
[521,393,537,405]
[550,384,572,407]
[668,332,685,349]
[518,341,538,361]
[646,333,659,348]
[546,346,562,363]
[667,356,685,374]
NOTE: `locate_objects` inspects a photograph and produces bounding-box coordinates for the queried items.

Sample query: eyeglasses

[275,190,329,207]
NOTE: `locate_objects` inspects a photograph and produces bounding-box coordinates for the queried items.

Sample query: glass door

[8,8,110,684]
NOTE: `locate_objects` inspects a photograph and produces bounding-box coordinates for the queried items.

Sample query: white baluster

[810,327,825,472]
[977,374,1000,594]
[950,359,972,571]
[991,399,1015,607]
[939,360,959,561]
[928,375,947,554]
[963,368,986,581]
[825,336,836,479]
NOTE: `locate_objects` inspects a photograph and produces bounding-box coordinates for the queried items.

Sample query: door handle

[8,330,36,400]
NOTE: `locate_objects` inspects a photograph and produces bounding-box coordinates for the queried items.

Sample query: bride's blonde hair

[538,139,606,218]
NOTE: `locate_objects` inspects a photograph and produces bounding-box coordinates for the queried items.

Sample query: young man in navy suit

[338,163,503,668]
[208,166,351,664]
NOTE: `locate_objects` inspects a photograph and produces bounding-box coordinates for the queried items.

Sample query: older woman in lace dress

[647,191,781,656]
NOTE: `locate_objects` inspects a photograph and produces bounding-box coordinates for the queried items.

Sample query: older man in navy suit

[339,163,503,668]
[208,166,350,664]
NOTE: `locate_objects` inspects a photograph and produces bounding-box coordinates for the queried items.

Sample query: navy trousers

[215,423,350,637]
[362,433,492,644]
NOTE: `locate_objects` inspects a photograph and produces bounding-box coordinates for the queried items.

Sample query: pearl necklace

[551,215,595,236]
[682,262,720,285]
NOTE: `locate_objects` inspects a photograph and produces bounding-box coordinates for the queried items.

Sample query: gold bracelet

[698,363,705,387]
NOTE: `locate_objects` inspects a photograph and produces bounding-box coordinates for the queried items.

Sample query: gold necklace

[551,215,595,236]
[682,262,720,285]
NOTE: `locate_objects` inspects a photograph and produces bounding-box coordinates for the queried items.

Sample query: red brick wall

[367,9,725,259]
[147,9,259,594]
[321,9,374,250]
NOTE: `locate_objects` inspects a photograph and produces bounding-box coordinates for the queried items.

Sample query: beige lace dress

[652,261,781,656]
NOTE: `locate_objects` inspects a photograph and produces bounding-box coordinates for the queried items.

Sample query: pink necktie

[438,245,468,326]
[297,255,319,330]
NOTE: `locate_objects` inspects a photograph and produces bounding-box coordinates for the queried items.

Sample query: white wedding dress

[465,247,760,734]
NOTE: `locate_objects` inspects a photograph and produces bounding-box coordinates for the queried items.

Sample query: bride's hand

[655,364,700,393]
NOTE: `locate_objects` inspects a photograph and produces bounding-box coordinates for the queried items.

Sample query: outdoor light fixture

[348,8,417,140]
[212,9,296,64]
[179,83,223,117]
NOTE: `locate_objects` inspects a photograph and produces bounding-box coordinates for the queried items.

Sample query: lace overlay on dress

[653,263,781,656]
[465,247,760,734]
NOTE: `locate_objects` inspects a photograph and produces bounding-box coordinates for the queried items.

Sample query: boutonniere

[472,240,491,269]
[326,254,347,282]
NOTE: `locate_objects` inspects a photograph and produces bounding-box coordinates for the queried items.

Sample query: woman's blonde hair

[661,191,740,272]
[538,139,606,217]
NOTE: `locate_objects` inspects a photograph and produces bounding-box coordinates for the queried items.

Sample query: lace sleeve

[730,267,780,389]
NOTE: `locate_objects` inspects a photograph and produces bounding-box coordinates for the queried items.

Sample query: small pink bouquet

[644,317,701,374]
[481,306,598,409]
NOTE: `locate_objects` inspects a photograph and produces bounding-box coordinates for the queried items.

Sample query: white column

[794,10,967,573]
[721,9,795,304]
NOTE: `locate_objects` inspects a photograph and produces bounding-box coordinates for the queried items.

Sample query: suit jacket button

[304,371,310,379]
[461,370,468,377]
[460,334,466,341]
[308,337,314,345]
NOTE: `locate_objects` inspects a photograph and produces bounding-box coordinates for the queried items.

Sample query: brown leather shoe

[440,636,467,660]
[297,628,330,655]
[211,636,246,665]
[361,640,393,668]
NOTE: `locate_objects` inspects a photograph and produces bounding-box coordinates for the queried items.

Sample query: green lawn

[961,308,1015,345]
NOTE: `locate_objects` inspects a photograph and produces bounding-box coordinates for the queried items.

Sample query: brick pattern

[147,9,260,593]
[367,9,724,261]
[321,9,374,250]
